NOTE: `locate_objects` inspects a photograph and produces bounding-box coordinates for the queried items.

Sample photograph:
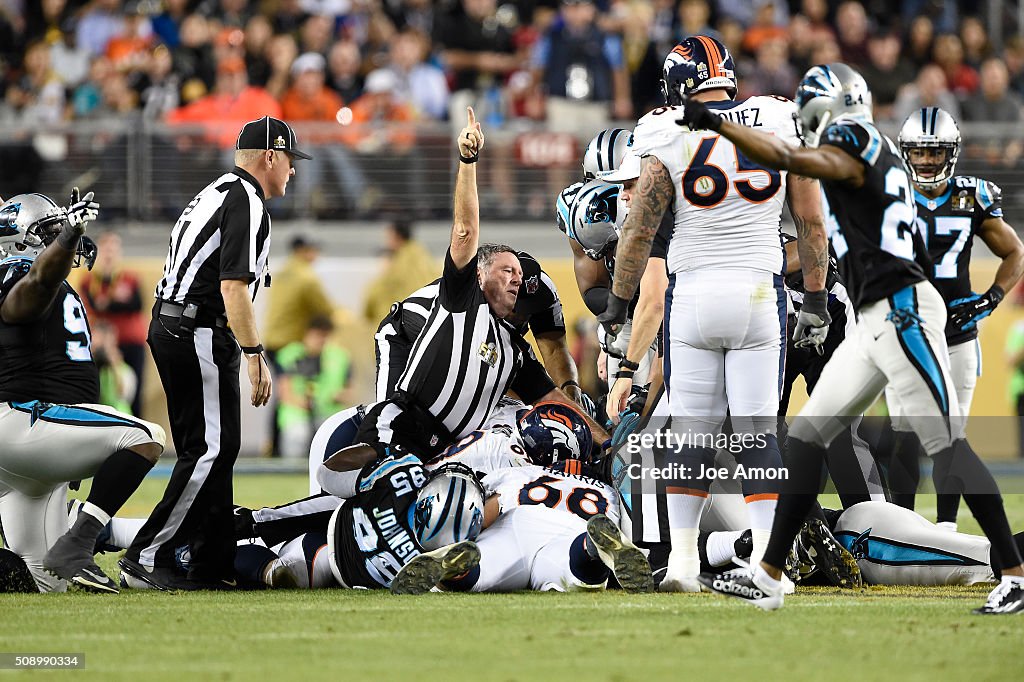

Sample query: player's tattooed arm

[788,174,829,293]
[612,156,673,301]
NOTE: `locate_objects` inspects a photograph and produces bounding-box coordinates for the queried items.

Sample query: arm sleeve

[510,339,557,404]
[528,272,566,336]
[438,248,481,312]
[977,179,1004,219]
[649,209,674,260]
[219,184,264,282]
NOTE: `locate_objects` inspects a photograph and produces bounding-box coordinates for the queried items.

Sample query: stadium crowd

[0,0,1021,130]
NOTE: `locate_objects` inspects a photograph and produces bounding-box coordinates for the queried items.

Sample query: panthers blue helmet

[518,401,594,466]
[561,179,620,260]
[662,35,737,105]
[412,463,485,552]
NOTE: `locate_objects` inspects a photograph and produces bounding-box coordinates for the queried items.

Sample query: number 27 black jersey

[0,257,99,404]
[915,175,1003,345]
[818,119,927,310]
[328,456,427,589]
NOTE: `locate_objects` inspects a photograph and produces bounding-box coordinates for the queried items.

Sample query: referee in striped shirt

[316,108,608,498]
[120,116,310,591]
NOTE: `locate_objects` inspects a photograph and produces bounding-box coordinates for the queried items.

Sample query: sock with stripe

[737,433,782,567]
[664,445,715,578]
[85,449,154,519]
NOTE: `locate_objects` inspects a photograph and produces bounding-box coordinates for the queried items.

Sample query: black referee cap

[235,116,312,160]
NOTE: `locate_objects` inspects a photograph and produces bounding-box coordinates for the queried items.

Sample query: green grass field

[2,474,1022,681]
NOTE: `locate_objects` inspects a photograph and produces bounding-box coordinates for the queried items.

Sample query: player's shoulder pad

[630,106,683,153]
[953,175,1003,214]
[820,119,884,166]
[0,257,33,298]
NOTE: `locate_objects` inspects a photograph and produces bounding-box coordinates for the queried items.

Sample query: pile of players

[3,34,1024,615]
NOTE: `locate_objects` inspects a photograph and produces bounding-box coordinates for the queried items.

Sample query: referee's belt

[155,300,228,329]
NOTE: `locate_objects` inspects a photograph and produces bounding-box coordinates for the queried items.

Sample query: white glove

[65,187,100,233]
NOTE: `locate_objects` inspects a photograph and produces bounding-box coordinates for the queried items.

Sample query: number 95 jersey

[0,258,99,404]
[483,464,620,528]
[629,96,800,276]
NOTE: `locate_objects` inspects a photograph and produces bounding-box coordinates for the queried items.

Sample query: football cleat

[390,541,481,595]
[698,568,784,611]
[118,557,179,592]
[973,577,1024,615]
[0,548,39,593]
[264,561,300,590]
[42,533,119,594]
[798,518,862,588]
[586,514,654,593]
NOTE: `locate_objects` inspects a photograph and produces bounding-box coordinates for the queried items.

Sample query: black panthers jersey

[818,120,927,310]
[915,175,1003,345]
[0,258,99,404]
[331,456,427,589]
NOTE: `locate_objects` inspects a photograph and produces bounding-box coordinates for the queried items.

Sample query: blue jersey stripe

[890,287,949,414]
[11,400,140,428]
[837,531,982,566]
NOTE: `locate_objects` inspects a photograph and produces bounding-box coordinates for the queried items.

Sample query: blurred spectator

[799,0,834,39]
[209,0,254,29]
[1008,317,1024,459]
[647,0,676,58]
[860,32,916,122]
[808,37,841,67]
[105,1,154,73]
[834,0,869,67]
[434,0,520,123]
[299,13,334,55]
[533,0,631,131]
[166,56,282,148]
[263,32,299,99]
[741,38,796,100]
[76,0,125,57]
[786,14,816,75]
[91,320,137,416]
[94,71,140,116]
[716,16,744,62]
[151,0,190,49]
[81,232,148,416]
[140,44,180,119]
[362,220,438,326]
[273,0,310,35]
[276,315,354,460]
[961,58,1023,169]
[742,1,786,55]
[622,1,662,115]
[281,51,367,215]
[384,0,436,36]
[327,39,365,103]
[905,14,935,69]
[73,56,114,118]
[173,13,216,102]
[243,14,274,87]
[385,28,449,120]
[1005,36,1024,98]
[263,233,335,457]
[902,0,958,35]
[342,69,422,212]
[47,22,92,90]
[717,0,787,29]
[26,0,70,44]
[4,41,65,124]
[675,0,720,45]
[932,33,978,97]
[893,63,961,124]
[959,15,991,69]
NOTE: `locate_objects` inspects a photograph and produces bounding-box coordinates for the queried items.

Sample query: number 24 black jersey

[0,257,99,404]
[818,119,927,310]
[914,175,1003,345]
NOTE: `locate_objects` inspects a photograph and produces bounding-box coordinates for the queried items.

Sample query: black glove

[793,289,831,355]
[675,96,723,132]
[597,292,630,337]
[949,286,1004,331]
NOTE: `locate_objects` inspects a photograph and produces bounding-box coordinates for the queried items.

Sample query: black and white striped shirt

[155,166,271,314]
[374,251,563,402]
[394,250,555,440]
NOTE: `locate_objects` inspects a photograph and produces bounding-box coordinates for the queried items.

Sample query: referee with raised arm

[120,116,310,591]
[316,108,608,499]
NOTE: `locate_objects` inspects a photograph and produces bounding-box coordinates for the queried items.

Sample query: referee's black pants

[124,315,241,581]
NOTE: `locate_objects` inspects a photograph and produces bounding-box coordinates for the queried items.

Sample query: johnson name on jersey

[915,175,1003,344]
[629,96,799,275]
[328,456,427,589]
[0,258,99,404]
[483,464,620,527]
[817,119,927,309]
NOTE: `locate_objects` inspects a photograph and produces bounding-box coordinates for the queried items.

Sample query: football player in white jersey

[598,35,831,592]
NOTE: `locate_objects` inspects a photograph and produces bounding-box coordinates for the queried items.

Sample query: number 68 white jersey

[483,464,621,527]
[628,96,801,275]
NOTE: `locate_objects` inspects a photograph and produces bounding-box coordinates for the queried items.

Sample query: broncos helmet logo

[0,203,22,238]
